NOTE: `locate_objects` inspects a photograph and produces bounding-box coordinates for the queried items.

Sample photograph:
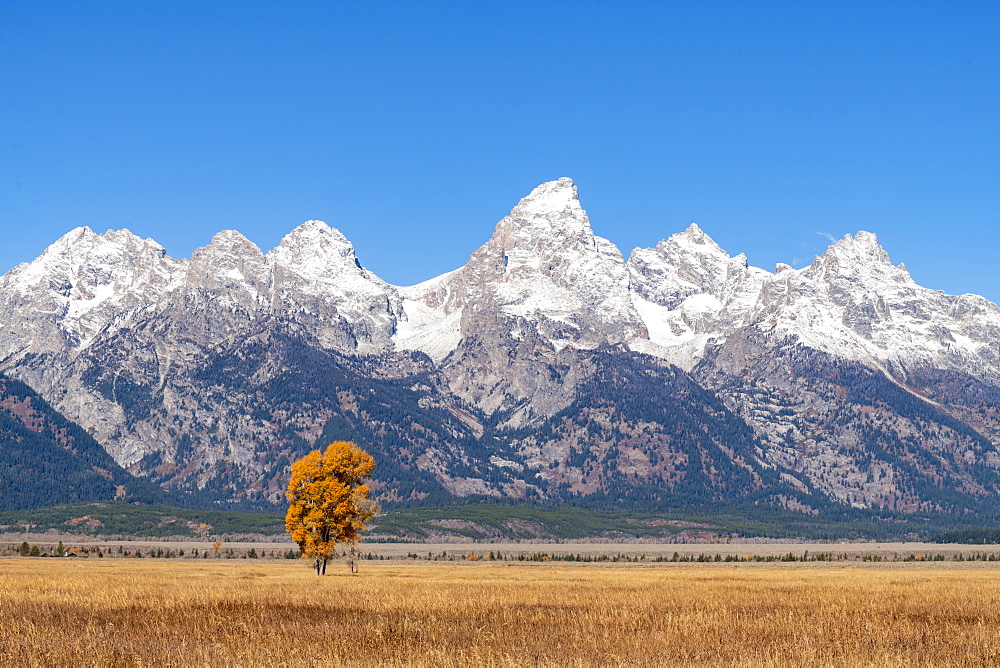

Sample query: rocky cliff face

[0,227,185,360]
[3,178,1000,514]
[752,231,1000,383]
[626,223,770,369]
[268,221,402,353]
[414,178,647,427]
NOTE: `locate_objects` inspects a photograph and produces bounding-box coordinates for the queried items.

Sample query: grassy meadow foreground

[2,560,1000,666]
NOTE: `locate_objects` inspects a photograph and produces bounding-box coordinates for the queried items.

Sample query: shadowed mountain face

[3,178,1000,515]
[0,376,161,511]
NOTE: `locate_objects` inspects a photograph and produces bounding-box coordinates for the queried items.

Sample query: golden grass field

[2,559,1000,666]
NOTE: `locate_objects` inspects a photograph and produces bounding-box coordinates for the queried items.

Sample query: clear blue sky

[2,2,998,300]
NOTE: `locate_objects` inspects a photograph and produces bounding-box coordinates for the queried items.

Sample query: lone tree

[285,441,378,575]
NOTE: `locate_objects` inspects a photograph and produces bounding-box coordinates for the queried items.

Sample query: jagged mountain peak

[7,181,1000,518]
[99,227,156,246]
[192,229,266,266]
[60,224,95,240]
[265,219,398,353]
[630,224,765,304]
[673,222,713,243]
[43,225,99,252]
[15,225,178,290]
[471,178,633,310]
[187,229,269,300]
[750,228,1000,384]
[495,178,595,248]
[42,226,165,259]
[277,219,351,248]
[0,225,185,357]
[399,178,630,366]
[207,229,258,249]
[268,219,367,277]
[652,223,731,260]
[804,230,910,289]
[627,223,771,370]
[511,177,580,216]
[271,220,354,262]
[813,230,892,266]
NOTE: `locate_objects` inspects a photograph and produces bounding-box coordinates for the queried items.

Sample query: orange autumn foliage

[285,441,377,575]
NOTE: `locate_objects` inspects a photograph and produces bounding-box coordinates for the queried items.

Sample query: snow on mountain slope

[185,230,272,304]
[394,270,464,362]
[392,178,648,363]
[268,220,401,353]
[0,219,409,365]
[623,226,1000,384]
[626,223,769,369]
[0,227,185,360]
[4,186,999,386]
[756,231,1000,382]
[268,220,395,309]
[458,177,646,349]
[5,179,1000,509]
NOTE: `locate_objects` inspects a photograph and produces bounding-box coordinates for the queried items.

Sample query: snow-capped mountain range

[3,178,1000,514]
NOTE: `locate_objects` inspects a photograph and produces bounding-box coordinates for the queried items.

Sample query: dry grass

[2,559,1000,666]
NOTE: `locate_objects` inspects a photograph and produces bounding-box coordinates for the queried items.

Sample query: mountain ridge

[3,178,1000,517]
